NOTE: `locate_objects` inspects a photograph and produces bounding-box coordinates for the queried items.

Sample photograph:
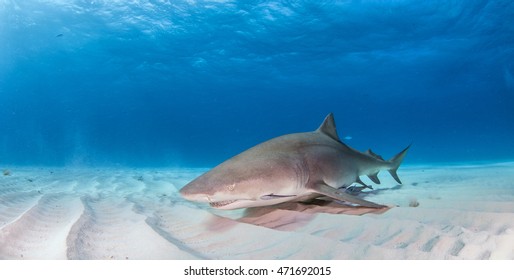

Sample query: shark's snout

[179,167,240,203]
[178,186,191,199]
[180,180,245,209]
[179,182,208,202]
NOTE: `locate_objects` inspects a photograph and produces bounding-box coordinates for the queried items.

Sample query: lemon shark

[180,113,410,210]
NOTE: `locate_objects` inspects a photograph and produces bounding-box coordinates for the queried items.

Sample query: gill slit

[294,157,310,191]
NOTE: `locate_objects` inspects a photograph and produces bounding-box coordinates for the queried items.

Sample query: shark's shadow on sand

[204,197,395,232]
[237,201,390,231]
[203,185,407,232]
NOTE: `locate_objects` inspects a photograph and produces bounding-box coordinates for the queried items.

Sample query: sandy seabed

[0,162,513,260]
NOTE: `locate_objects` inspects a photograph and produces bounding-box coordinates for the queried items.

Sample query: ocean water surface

[1,0,513,168]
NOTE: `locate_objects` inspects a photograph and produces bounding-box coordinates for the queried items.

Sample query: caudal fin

[387,144,411,184]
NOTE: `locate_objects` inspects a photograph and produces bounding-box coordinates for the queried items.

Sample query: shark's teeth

[209,200,236,208]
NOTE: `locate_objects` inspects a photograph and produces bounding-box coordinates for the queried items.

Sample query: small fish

[56,34,64,37]
[344,185,373,195]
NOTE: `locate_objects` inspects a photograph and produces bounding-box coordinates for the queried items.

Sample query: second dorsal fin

[365,149,385,161]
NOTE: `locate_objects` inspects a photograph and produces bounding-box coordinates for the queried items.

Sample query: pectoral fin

[309,183,386,208]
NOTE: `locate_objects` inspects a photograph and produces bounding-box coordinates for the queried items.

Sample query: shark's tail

[387,144,411,184]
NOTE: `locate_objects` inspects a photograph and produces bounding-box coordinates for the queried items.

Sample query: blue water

[1,0,513,167]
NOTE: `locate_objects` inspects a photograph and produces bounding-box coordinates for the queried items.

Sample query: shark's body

[180,113,410,210]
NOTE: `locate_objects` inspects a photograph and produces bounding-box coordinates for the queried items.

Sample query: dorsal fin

[365,149,384,161]
[316,113,340,141]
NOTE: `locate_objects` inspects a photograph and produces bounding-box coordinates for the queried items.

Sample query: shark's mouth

[209,200,237,208]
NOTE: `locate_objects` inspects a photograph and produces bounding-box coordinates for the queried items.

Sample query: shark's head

[179,156,302,210]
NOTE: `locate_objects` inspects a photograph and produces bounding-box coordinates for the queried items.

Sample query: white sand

[0,163,513,259]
